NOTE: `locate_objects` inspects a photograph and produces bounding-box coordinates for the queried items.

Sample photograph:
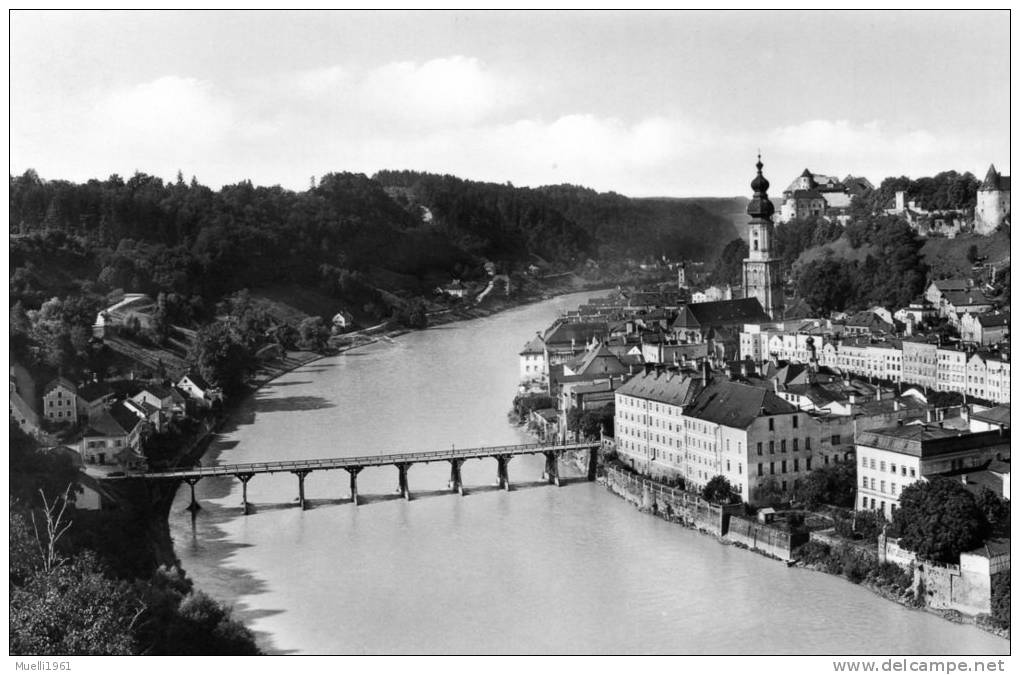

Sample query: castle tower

[743,154,784,320]
[975,164,1011,235]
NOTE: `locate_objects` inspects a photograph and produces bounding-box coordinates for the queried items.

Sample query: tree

[892,477,990,563]
[800,461,857,508]
[297,316,330,352]
[974,488,1010,538]
[709,237,749,287]
[966,244,980,265]
[566,404,615,440]
[797,257,854,313]
[190,322,254,396]
[702,475,740,504]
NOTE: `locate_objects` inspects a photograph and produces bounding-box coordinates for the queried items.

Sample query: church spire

[747,153,775,220]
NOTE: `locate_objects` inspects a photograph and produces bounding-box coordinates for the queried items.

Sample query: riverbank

[597,461,1010,642]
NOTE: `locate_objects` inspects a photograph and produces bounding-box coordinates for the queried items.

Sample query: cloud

[95,76,236,152]
[289,56,520,130]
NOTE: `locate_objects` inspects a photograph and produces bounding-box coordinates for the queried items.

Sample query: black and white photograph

[7,9,1012,666]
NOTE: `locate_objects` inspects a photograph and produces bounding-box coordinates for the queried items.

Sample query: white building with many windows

[855,424,1010,519]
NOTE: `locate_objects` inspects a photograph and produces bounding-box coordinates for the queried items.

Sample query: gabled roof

[684,380,798,429]
[543,321,608,347]
[519,336,546,355]
[943,289,993,307]
[971,404,1010,427]
[109,402,143,433]
[139,382,177,399]
[77,382,114,403]
[932,279,971,292]
[674,299,769,330]
[977,312,1009,328]
[792,189,824,200]
[85,409,129,438]
[567,343,628,377]
[616,369,701,407]
[43,376,76,395]
[180,370,211,391]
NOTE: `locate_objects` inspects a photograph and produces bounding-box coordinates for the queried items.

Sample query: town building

[960,311,1009,346]
[855,424,1010,519]
[42,377,77,423]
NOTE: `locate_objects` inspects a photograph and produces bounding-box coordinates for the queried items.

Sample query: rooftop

[684,380,799,429]
[856,424,1008,458]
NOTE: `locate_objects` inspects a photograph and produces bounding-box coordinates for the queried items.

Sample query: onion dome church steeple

[742,154,784,320]
[747,153,775,220]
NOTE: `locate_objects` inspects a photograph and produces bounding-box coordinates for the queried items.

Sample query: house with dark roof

[80,401,150,469]
[671,298,769,343]
[960,310,1008,345]
[76,382,115,422]
[132,382,187,419]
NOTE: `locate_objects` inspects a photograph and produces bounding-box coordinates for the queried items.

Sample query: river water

[169,291,1008,655]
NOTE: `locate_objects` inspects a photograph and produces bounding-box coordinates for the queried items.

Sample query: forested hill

[11,170,736,315]
[373,171,736,263]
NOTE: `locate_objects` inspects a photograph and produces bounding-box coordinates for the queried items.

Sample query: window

[806,458,812,471]
[781,440,787,453]
[757,442,763,456]
[768,419,774,431]
[831,434,842,445]
[792,416,798,429]
[901,467,907,476]
[880,461,886,472]
[726,460,731,472]
[769,462,775,475]
[909,468,916,478]
[870,459,876,470]
[890,463,897,474]
[769,441,775,454]
[880,481,886,494]
[781,480,787,492]
[738,463,742,475]
[805,438,811,450]
[861,456,867,467]
[793,439,799,452]
[794,459,799,472]
[758,463,764,477]
[781,460,787,474]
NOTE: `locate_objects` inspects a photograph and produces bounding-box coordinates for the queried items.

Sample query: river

[169,291,1008,655]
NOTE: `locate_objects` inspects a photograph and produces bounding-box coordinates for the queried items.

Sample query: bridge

[108,441,602,514]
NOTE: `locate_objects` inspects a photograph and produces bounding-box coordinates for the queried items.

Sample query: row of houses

[10,367,222,469]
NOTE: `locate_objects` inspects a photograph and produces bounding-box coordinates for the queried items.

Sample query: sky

[9,10,1011,197]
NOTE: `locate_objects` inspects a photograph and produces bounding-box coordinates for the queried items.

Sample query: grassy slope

[920,230,1010,279]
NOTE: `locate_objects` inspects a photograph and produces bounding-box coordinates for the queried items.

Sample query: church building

[742,156,785,320]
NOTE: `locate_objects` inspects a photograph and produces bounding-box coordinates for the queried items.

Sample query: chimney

[926,407,934,423]
[893,399,901,412]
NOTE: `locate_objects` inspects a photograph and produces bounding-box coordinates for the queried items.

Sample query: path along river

[169,291,1009,655]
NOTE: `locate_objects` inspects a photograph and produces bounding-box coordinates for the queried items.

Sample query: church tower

[743,154,784,320]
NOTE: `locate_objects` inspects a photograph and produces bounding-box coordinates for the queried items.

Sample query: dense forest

[11,167,733,321]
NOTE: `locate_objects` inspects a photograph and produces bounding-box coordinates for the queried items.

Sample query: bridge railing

[126,440,600,479]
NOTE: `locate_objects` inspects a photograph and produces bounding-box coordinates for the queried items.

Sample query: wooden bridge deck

[111,441,601,480]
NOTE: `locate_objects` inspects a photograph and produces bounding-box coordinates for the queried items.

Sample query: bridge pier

[587,446,599,481]
[293,470,312,509]
[396,463,411,500]
[496,455,511,491]
[543,451,560,487]
[184,477,202,511]
[346,467,362,506]
[448,459,465,495]
[235,473,254,515]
